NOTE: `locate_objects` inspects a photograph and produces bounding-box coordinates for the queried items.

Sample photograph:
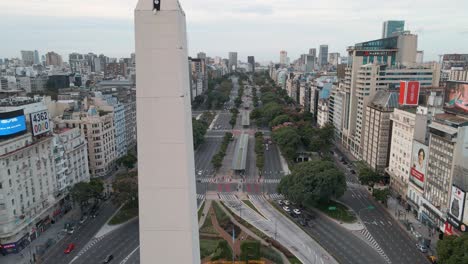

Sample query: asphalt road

[39,200,117,264]
[71,219,139,264]
[332,148,430,264]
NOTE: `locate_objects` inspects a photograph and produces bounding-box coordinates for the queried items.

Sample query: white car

[283,206,291,212]
[283,200,290,206]
[197,170,203,176]
[293,209,301,215]
[278,200,283,205]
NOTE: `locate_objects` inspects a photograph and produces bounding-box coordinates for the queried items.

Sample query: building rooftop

[433,113,468,125]
[369,91,398,110]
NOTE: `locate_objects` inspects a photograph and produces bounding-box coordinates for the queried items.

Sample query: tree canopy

[70,178,104,205]
[192,118,209,149]
[272,126,301,161]
[355,161,384,187]
[278,160,346,207]
[113,172,138,208]
[437,234,468,264]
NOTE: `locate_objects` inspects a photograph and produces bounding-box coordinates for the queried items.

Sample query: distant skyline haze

[1,0,467,62]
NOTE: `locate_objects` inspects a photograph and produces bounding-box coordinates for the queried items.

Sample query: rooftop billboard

[0,110,27,138]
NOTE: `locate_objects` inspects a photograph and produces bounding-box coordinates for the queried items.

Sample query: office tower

[21,50,34,66]
[328,52,340,66]
[319,45,328,67]
[340,33,440,159]
[382,20,405,38]
[280,50,288,65]
[309,48,316,57]
[135,0,200,263]
[305,54,315,72]
[247,56,255,73]
[197,52,206,60]
[228,52,238,72]
[34,50,40,65]
[45,51,63,67]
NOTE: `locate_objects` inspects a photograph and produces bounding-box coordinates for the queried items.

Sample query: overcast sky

[1,0,467,63]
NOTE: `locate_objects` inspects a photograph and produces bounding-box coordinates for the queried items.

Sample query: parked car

[283,200,290,206]
[67,228,75,234]
[103,254,114,263]
[283,206,291,212]
[79,216,87,224]
[277,200,283,205]
[417,243,428,253]
[197,170,203,176]
[293,209,301,215]
[64,243,75,254]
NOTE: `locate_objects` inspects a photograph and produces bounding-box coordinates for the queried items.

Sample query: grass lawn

[242,200,265,218]
[200,211,218,235]
[288,257,303,264]
[213,201,230,226]
[200,239,222,259]
[219,202,268,240]
[109,204,138,225]
[316,200,357,223]
[198,201,206,220]
[260,246,283,264]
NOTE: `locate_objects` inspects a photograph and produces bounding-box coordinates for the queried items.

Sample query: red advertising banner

[399,81,406,105]
[410,168,424,182]
[406,81,420,105]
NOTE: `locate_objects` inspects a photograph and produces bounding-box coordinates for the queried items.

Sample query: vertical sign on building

[399,81,420,106]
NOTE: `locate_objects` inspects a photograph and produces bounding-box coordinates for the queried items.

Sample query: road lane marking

[120,245,140,264]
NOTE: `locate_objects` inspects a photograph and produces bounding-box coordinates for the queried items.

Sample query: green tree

[262,102,283,124]
[113,172,139,208]
[212,240,232,261]
[272,126,300,161]
[192,118,208,149]
[70,182,92,205]
[356,161,383,187]
[116,153,138,169]
[88,178,104,200]
[269,114,290,127]
[278,160,346,207]
[437,234,468,264]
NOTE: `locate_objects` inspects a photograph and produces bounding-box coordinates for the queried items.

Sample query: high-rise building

[197,52,206,60]
[54,107,116,177]
[105,62,127,77]
[228,52,238,72]
[319,45,328,67]
[309,48,317,57]
[188,57,207,100]
[33,50,40,65]
[280,50,288,65]
[382,20,405,38]
[247,56,255,72]
[305,54,315,72]
[361,91,398,171]
[135,0,200,263]
[317,99,329,127]
[21,50,34,66]
[328,52,340,66]
[340,33,440,159]
[45,51,63,67]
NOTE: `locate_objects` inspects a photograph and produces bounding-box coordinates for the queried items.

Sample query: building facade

[382,20,405,38]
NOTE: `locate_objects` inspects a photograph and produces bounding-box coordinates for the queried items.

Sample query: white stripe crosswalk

[268,193,284,200]
[359,228,392,263]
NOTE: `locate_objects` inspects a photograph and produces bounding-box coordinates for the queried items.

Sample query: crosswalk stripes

[268,193,284,200]
[359,228,392,263]
[72,235,107,261]
[197,194,205,200]
[262,179,281,183]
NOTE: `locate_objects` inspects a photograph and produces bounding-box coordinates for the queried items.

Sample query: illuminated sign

[0,110,27,138]
[445,82,468,114]
[356,51,393,56]
[30,110,51,136]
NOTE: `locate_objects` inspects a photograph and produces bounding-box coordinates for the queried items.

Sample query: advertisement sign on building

[410,141,427,190]
[445,82,468,114]
[30,110,51,136]
[449,185,466,222]
[399,81,420,106]
[0,110,27,138]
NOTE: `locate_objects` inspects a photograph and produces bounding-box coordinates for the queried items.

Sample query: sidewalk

[386,196,439,255]
[0,208,81,264]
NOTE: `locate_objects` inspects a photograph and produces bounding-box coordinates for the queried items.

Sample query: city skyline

[1,0,468,62]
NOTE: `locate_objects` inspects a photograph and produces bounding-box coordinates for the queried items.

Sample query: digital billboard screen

[0,110,27,138]
[445,82,468,114]
[410,141,427,190]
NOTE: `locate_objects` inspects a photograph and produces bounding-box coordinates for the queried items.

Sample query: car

[293,209,301,215]
[277,200,283,205]
[67,228,75,234]
[103,254,114,263]
[64,243,75,254]
[282,206,290,212]
[283,200,290,206]
[417,243,428,253]
[197,170,203,176]
[79,216,87,224]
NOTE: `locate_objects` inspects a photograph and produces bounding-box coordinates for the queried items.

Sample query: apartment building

[54,107,116,177]
[362,91,398,171]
